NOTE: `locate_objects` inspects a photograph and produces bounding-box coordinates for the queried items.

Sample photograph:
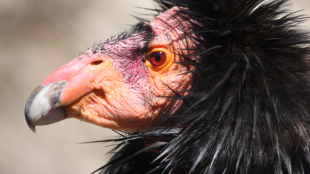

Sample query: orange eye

[147,51,166,66]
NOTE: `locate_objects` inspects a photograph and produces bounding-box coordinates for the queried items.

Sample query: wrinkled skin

[25,7,198,132]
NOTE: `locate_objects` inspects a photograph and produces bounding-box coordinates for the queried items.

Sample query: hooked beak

[24,52,125,132]
[24,52,107,133]
[25,81,68,132]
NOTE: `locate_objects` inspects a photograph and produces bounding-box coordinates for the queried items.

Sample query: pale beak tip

[24,82,68,133]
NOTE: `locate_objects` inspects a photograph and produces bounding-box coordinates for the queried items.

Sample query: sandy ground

[0,0,309,174]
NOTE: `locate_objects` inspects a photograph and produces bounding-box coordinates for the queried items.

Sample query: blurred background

[0,0,309,173]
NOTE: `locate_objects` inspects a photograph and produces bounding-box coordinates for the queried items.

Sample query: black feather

[97,0,310,173]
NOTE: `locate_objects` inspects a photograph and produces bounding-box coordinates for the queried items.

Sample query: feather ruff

[95,0,310,173]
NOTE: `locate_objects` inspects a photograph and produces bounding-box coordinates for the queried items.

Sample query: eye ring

[147,51,167,66]
[144,47,174,73]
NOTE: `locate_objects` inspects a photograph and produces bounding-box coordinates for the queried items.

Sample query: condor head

[25,7,198,132]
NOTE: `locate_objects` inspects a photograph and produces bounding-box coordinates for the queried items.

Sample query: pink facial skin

[42,7,200,132]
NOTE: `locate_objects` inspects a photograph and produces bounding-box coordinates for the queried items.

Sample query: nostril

[90,60,104,66]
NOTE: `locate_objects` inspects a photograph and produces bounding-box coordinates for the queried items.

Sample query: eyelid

[144,46,174,73]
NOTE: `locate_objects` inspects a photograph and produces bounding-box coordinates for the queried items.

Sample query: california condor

[25,0,310,173]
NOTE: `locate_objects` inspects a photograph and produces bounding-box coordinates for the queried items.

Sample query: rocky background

[0,0,309,173]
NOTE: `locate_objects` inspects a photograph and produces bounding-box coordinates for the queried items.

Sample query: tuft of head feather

[96,0,310,173]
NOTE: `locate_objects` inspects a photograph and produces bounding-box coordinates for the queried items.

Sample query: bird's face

[25,7,198,132]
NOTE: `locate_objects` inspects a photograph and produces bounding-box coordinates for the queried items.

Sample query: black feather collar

[96,0,310,173]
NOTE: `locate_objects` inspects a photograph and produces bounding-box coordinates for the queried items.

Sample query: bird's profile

[25,0,310,173]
